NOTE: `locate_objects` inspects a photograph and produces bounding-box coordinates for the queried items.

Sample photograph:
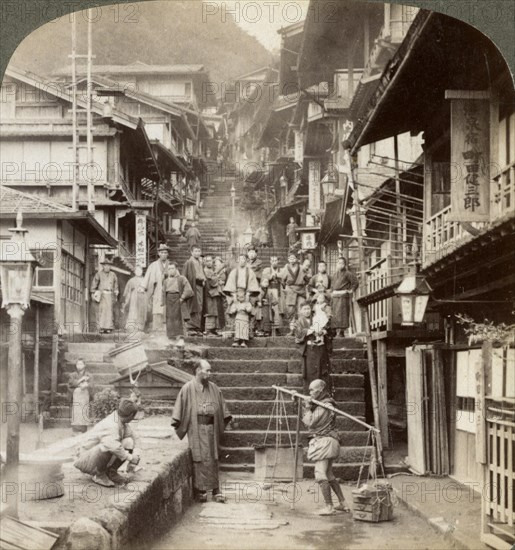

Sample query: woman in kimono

[122,266,148,333]
[68,358,95,434]
[162,262,194,342]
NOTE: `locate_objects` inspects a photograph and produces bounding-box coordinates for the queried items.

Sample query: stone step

[219,462,369,481]
[210,372,364,388]
[222,430,371,447]
[204,347,364,361]
[230,415,366,432]
[225,400,365,416]
[192,336,362,349]
[219,446,373,465]
[220,386,364,402]
[209,357,367,375]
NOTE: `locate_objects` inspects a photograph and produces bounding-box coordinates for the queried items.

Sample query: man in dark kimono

[308,261,331,297]
[171,359,232,502]
[246,246,263,336]
[162,262,194,341]
[183,245,206,335]
[330,257,359,336]
[280,253,311,333]
[294,303,332,393]
[203,255,225,334]
[262,255,284,325]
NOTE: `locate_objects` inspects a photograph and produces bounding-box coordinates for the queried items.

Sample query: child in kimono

[228,288,253,347]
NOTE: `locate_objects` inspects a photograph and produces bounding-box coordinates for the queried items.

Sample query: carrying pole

[291,397,303,510]
[272,386,380,433]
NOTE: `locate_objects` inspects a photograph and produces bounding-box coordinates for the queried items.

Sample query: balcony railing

[365,256,407,330]
[423,205,488,267]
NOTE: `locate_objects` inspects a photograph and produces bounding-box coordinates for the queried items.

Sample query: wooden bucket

[254,444,303,482]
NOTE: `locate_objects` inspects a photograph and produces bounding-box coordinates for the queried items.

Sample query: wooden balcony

[423,205,488,267]
[363,256,407,331]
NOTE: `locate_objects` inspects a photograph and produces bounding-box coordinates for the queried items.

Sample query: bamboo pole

[272,386,380,433]
[351,161,384,457]
[291,397,302,511]
[34,305,40,417]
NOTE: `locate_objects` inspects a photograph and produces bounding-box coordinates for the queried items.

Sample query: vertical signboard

[446,91,490,222]
[135,213,147,269]
[308,160,321,212]
[294,131,304,165]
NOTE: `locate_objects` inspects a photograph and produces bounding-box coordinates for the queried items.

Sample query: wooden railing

[423,205,487,267]
[364,256,406,331]
[483,397,515,548]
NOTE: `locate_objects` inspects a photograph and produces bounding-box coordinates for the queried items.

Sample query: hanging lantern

[321,167,338,197]
[395,264,432,326]
[0,211,38,309]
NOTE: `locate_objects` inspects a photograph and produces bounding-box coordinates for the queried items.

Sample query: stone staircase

[147,335,372,480]
[167,166,236,268]
[208,336,371,480]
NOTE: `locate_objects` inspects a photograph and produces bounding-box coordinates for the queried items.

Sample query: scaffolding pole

[86,9,94,212]
[350,151,385,454]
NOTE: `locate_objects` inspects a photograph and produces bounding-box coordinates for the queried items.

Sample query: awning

[349,10,514,152]
[320,198,353,244]
[151,141,193,176]
[266,197,308,224]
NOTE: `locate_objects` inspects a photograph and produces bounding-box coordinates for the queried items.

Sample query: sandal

[213,493,227,503]
[318,506,336,516]
[334,503,351,513]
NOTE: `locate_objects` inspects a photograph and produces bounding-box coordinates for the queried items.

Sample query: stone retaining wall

[59,448,192,550]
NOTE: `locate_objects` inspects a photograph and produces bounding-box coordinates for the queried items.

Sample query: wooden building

[0,186,116,415]
[348,9,515,548]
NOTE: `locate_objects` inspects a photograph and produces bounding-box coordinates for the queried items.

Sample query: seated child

[228,288,253,347]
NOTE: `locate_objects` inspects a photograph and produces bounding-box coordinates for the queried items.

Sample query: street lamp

[321,168,338,197]
[395,263,432,326]
[0,210,38,515]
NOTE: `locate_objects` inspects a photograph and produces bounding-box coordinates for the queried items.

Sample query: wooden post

[34,305,40,416]
[376,340,389,449]
[350,160,384,457]
[50,333,59,403]
[5,304,24,516]
[291,397,302,510]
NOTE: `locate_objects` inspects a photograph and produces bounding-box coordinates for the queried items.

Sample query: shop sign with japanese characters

[447,91,490,222]
[135,213,147,268]
[308,160,321,212]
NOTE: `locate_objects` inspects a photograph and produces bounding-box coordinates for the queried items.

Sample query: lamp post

[0,211,37,515]
[395,263,432,326]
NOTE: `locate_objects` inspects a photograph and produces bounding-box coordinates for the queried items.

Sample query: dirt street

[152,472,452,550]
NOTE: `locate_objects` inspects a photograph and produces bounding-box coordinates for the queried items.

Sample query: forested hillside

[9,0,271,83]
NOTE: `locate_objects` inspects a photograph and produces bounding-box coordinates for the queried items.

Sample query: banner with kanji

[448,93,490,222]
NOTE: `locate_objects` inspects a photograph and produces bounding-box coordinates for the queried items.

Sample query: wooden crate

[352,482,394,522]
[254,445,303,482]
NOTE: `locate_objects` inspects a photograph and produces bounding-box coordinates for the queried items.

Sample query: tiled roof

[0,185,72,214]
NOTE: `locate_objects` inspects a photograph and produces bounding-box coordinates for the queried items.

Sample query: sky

[208,0,310,51]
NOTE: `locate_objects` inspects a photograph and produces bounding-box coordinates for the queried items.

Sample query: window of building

[184,82,192,97]
[60,251,84,305]
[31,249,55,288]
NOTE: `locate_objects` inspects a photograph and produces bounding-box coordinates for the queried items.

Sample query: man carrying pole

[302,379,350,516]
